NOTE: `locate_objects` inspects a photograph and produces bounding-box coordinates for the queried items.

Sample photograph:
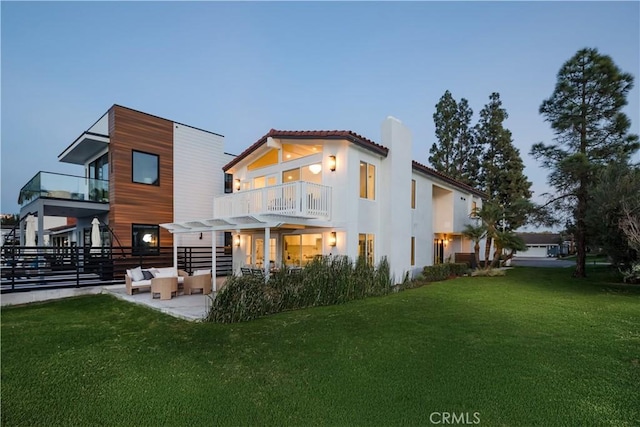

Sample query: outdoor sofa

[125,266,187,295]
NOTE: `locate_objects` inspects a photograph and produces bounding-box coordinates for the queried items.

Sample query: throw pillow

[131,266,144,282]
[142,270,154,280]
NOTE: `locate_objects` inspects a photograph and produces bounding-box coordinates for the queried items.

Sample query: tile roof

[222,128,485,198]
[222,129,388,171]
[411,161,487,198]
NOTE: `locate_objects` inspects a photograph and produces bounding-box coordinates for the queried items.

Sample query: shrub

[207,256,393,323]
[621,262,640,284]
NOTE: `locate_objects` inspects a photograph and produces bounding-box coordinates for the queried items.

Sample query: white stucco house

[162,117,484,285]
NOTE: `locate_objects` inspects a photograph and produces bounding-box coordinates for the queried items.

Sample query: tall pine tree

[475,92,532,266]
[532,48,639,277]
[429,91,482,188]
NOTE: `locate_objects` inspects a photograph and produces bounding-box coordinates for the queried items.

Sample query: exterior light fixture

[234,235,241,247]
[328,155,337,172]
[329,232,337,247]
[234,179,241,191]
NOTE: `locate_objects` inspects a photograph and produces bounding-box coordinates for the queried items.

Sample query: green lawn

[2,267,639,426]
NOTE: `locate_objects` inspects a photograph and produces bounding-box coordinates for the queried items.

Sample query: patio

[103,276,228,321]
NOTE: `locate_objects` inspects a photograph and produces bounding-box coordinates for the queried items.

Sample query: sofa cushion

[131,279,152,287]
[193,269,212,276]
[142,270,154,280]
[154,267,177,278]
[131,266,144,282]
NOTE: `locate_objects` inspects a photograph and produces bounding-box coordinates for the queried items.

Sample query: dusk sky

[2,1,639,219]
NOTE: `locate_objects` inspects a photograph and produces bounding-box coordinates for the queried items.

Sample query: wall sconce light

[329,231,337,247]
[328,155,336,172]
[234,179,241,191]
[234,235,241,247]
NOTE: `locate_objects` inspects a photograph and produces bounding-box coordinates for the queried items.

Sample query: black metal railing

[0,245,232,294]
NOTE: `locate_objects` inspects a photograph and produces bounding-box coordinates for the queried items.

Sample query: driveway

[511,257,576,268]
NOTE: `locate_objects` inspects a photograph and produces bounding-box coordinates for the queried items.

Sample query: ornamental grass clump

[207,256,393,323]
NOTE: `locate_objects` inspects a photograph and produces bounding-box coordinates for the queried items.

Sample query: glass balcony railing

[18,172,109,207]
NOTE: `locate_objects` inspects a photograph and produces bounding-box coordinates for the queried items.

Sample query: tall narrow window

[471,201,478,217]
[132,150,159,185]
[411,237,415,266]
[411,179,416,209]
[224,173,233,194]
[358,233,375,265]
[359,161,376,200]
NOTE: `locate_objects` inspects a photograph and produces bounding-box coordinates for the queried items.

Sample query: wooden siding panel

[108,106,174,247]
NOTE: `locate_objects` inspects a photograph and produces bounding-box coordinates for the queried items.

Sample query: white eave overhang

[161,214,327,234]
[58,132,110,165]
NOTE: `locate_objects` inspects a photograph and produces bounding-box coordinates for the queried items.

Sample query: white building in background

[162,117,485,282]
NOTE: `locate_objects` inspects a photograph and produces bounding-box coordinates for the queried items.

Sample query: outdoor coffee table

[151,277,178,300]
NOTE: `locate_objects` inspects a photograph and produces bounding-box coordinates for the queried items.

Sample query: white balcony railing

[213,181,331,220]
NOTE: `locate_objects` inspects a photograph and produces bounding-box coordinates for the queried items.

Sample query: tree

[477,201,503,269]
[492,230,527,267]
[462,223,486,269]
[476,92,532,213]
[532,48,639,277]
[586,160,640,266]
[429,91,483,187]
[1,214,19,226]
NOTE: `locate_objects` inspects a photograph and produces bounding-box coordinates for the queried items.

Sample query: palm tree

[478,202,503,269]
[492,230,527,268]
[462,224,486,269]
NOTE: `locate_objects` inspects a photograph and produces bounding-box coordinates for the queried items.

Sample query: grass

[2,266,639,426]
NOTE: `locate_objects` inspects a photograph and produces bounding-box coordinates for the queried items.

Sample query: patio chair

[251,268,265,279]
[183,271,212,295]
[241,267,252,277]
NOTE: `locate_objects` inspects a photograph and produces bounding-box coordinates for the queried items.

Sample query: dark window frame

[132,150,160,186]
[132,223,160,255]
[224,173,234,194]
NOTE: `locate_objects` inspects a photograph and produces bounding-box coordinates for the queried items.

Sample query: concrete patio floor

[1,277,228,322]
[103,276,228,322]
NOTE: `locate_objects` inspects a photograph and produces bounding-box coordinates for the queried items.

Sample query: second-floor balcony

[18,172,109,208]
[214,181,332,220]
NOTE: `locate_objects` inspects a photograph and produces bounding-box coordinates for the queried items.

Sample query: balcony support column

[264,227,270,282]
[37,205,44,248]
[212,231,218,291]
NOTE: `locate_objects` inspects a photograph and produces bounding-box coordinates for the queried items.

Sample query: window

[281,165,322,185]
[132,151,159,185]
[411,179,416,209]
[224,173,233,194]
[411,237,415,266]
[471,201,478,217]
[283,234,322,267]
[359,161,375,200]
[224,232,232,255]
[132,224,159,255]
[282,144,322,162]
[253,176,266,189]
[89,153,109,181]
[358,233,375,265]
[248,149,278,171]
[283,168,301,183]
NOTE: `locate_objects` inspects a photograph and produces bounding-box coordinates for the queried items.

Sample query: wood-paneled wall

[108,106,174,247]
